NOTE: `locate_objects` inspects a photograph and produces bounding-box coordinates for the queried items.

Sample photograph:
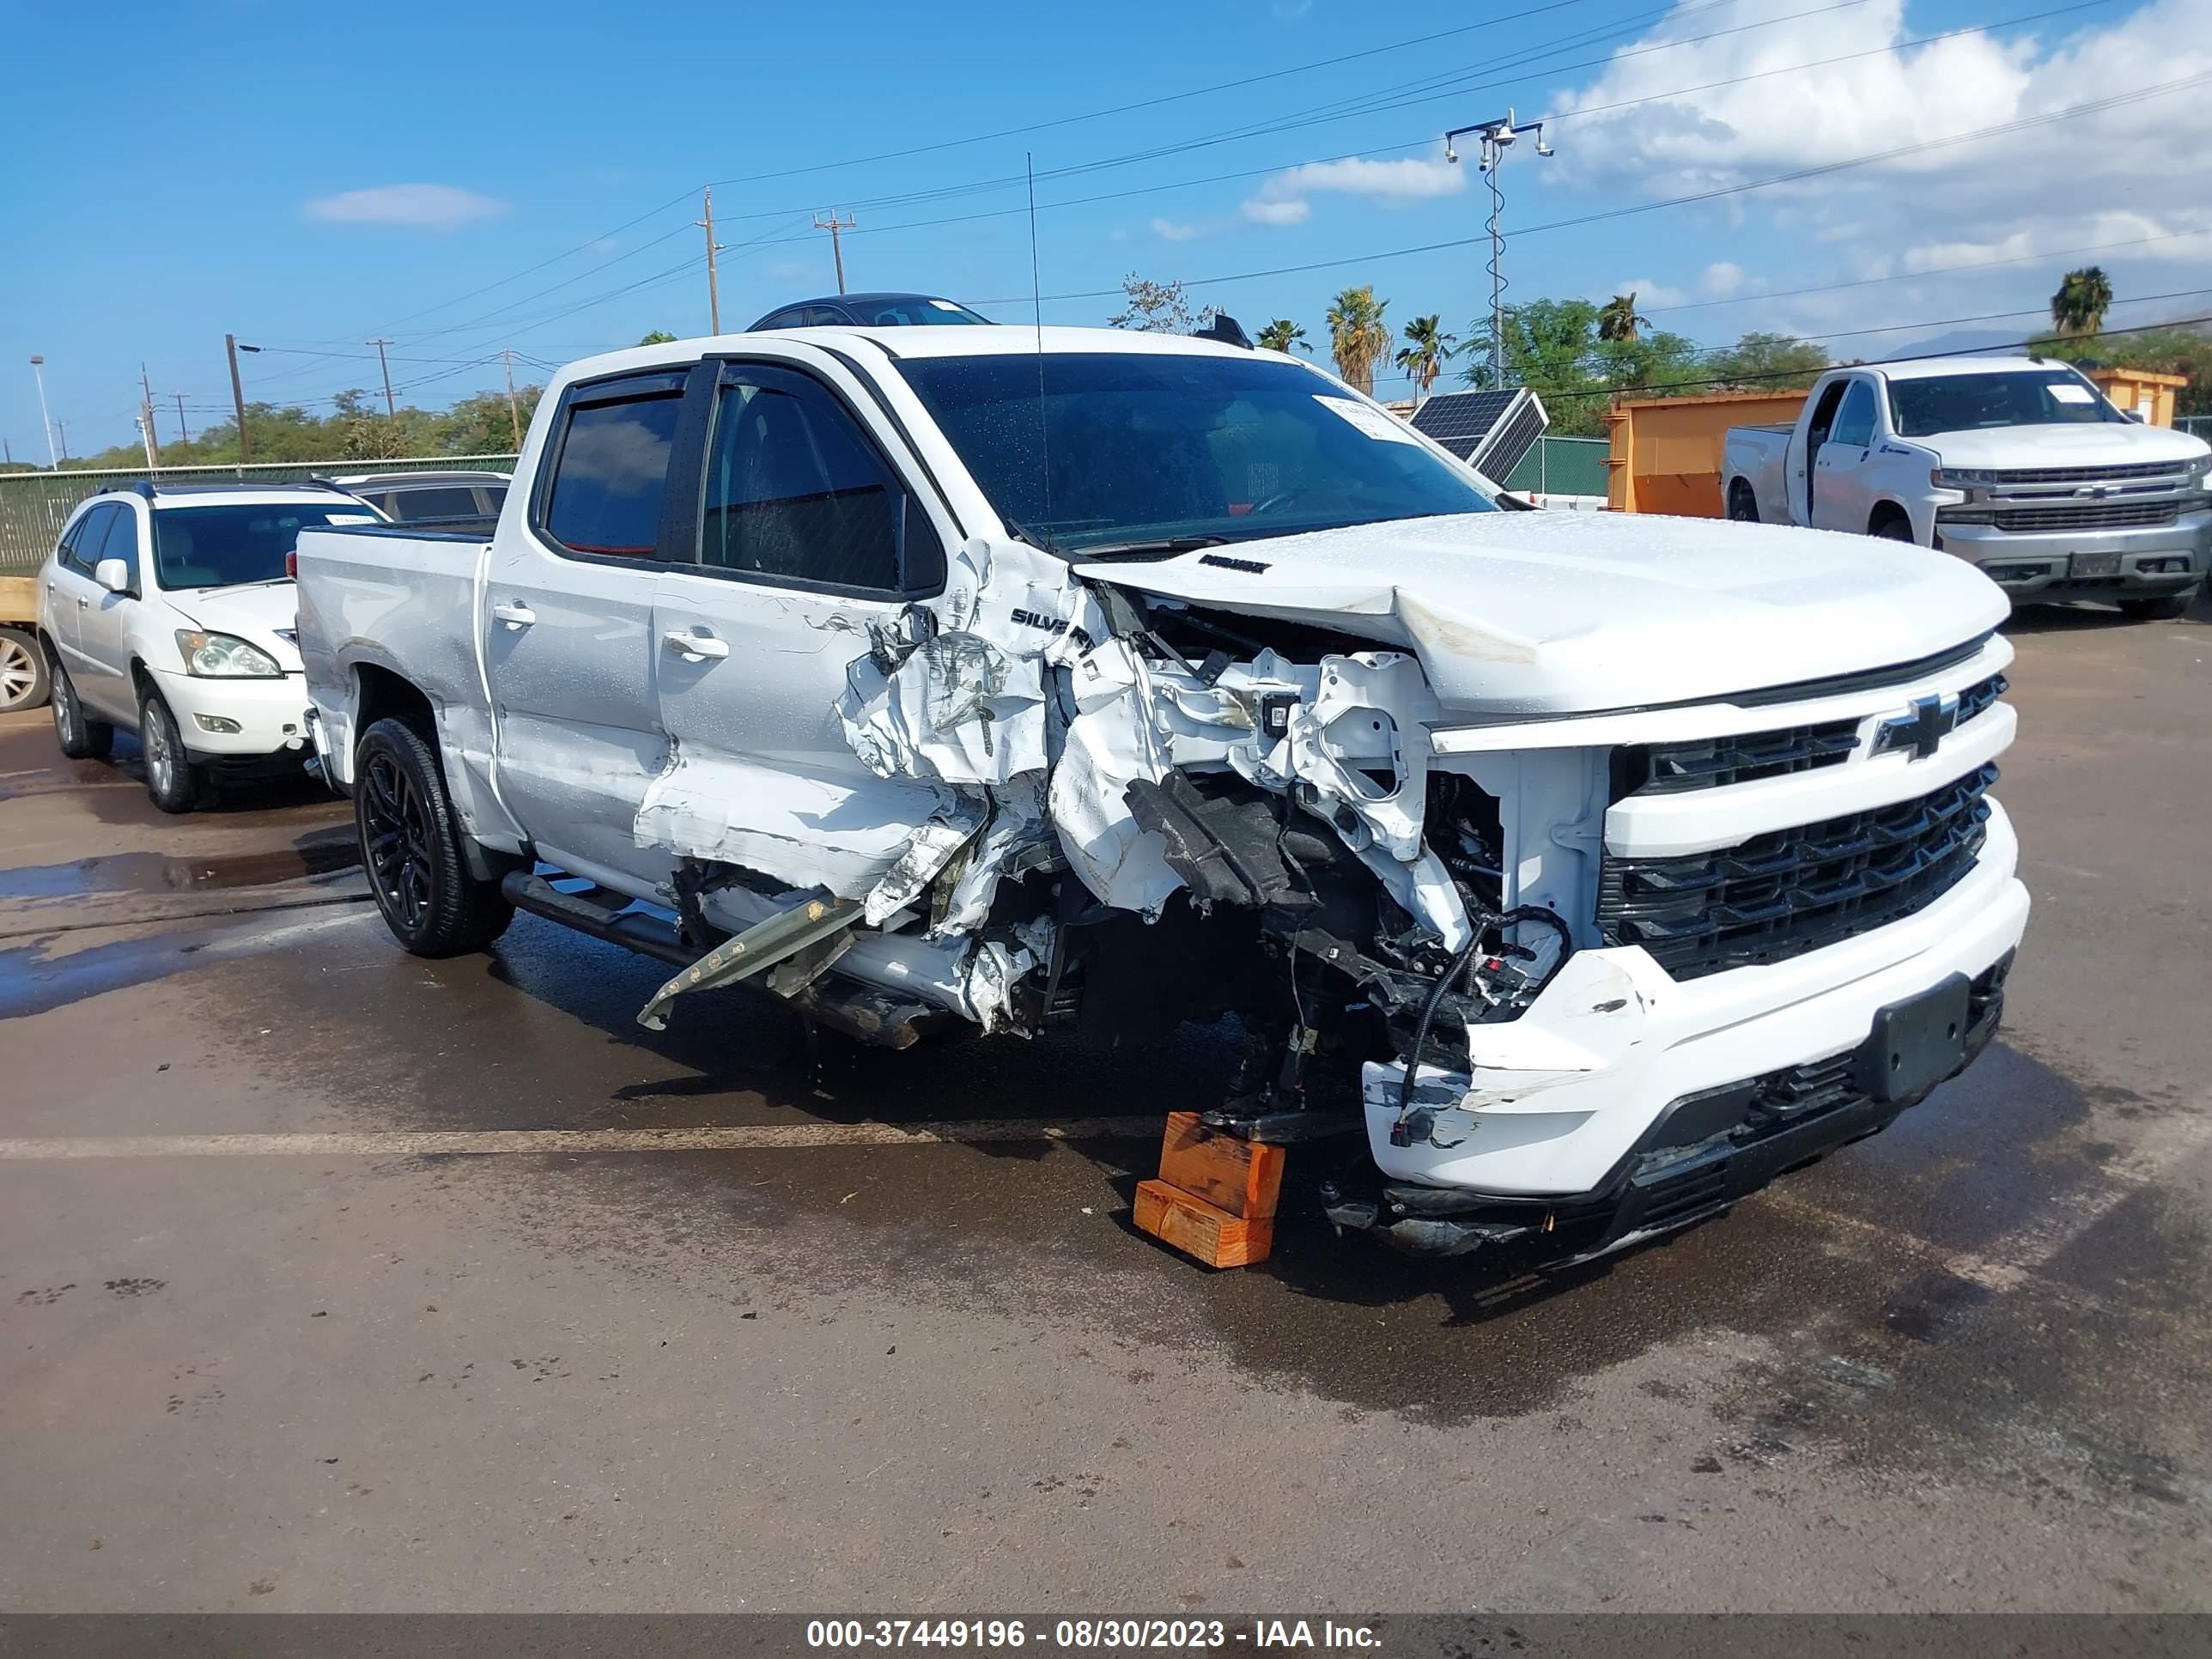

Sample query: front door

[76,499,145,720]
[483,368,690,891]
[1808,378,1879,535]
[646,357,951,896]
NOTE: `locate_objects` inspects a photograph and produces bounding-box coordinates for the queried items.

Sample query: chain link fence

[0,456,518,574]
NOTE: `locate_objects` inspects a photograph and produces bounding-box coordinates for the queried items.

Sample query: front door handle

[664,629,730,660]
[490,601,537,628]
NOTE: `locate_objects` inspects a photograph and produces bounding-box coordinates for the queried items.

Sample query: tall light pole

[27,356,57,469]
[1445,110,1554,391]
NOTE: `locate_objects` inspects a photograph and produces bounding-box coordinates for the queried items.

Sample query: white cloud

[1243,198,1312,227]
[1701,261,1747,298]
[1547,0,2212,260]
[305,184,507,228]
[1151,217,1200,242]
[1240,148,1463,227]
[1601,276,1689,308]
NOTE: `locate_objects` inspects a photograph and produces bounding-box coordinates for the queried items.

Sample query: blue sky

[3,0,2206,459]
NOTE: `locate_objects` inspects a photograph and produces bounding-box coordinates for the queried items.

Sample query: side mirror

[94,557,131,594]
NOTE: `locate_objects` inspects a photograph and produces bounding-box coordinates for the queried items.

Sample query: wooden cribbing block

[1133,1180,1274,1270]
[1156,1111,1285,1220]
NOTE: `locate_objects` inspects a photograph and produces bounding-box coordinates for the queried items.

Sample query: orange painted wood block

[1134,1179,1275,1269]
[1156,1111,1285,1220]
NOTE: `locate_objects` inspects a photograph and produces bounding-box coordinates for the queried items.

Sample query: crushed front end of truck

[627,521,2030,1257]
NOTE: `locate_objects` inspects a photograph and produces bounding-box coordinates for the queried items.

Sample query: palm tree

[1256,318,1310,354]
[1394,314,1455,404]
[1326,285,1392,396]
[1597,293,1650,343]
[2050,266,2114,337]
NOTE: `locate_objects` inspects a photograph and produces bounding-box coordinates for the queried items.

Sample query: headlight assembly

[175,630,283,678]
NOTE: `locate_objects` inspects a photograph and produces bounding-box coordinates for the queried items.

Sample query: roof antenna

[1027,150,1054,550]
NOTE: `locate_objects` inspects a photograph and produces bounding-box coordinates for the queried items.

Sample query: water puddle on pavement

[0,836,360,902]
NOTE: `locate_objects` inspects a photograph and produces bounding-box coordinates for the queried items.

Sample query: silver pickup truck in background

[1723,356,2210,621]
[295,325,2030,1261]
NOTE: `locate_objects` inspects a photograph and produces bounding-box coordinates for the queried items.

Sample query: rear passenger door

[483,368,690,890]
[46,503,116,686]
[643,356,952,891]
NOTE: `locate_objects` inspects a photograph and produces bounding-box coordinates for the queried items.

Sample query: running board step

[501,871,698,968]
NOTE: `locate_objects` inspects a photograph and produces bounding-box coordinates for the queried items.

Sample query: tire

[2118,586,2198,623]
[49,656,114,761]
[1726,481,1759,523]
[138,689,209,814]
[0,627,48,713]
[354,716,513,957]
[1872,515,1916,542]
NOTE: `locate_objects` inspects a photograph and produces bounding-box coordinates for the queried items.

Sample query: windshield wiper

[191,576,291,595]
[1072,535,1233,562]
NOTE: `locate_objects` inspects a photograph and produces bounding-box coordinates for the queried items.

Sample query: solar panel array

[1408,390,1519,457]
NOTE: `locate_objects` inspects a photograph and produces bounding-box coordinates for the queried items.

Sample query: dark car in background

[332,471,510,534]
[747,294,992,330]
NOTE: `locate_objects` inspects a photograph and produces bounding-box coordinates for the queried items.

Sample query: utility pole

[173,392,191,444]
[27,356,57,469]
[696,188,726,334]
[367,338,397,418]
[1444,110,1555,391]
[3,438,13,465]
[56,421,69,464]
[813,211,855,295]
[138,363,161,470]
[226,333,258,463]
[500,348,523,449]
[137,414,157,471]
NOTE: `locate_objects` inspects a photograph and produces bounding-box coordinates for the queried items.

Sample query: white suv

[37,482,382,811]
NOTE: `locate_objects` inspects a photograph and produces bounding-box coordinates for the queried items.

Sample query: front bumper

[1352,801,2029,1205]
[149,667,314,766]
[1936,504,2211,601]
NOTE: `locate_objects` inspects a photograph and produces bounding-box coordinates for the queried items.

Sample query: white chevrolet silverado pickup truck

[295,325,2030,1261]
[1723,355,2211,621]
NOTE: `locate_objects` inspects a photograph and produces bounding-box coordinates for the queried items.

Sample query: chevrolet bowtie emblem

[1878,694,1959,761]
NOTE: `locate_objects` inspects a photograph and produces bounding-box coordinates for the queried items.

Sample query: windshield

[894,351,1496,553]
[1888,369,2123,437]
[151,503,378,590]
[851,296,991,326]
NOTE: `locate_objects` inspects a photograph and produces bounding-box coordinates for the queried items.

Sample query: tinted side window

[542,390,685,558]
[94,504,143,588]
[701,370,916,591]
[757,310,805,331]
[1831,380,1876,448]
[62,505,116,574]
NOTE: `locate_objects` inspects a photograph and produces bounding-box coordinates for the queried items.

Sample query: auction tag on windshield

[325,514,378,524]
[1315,394,1424,445]
[2048,383,2095,404]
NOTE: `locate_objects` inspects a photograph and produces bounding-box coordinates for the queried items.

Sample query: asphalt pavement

[2,596,2209,1616]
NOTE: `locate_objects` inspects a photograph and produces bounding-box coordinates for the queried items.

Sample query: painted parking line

[0,1116,1165,1161]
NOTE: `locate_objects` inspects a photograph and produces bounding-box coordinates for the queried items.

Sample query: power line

[963,69,2212,307]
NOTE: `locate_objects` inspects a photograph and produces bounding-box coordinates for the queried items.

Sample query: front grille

[1625,717,1861,794]
[1992,501,2179,532]
[1620,672,2006,797]
[1990,460,2191,487]
[1598,763,1997,980]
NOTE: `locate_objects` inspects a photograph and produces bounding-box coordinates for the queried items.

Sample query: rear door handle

[491,601,536,628]
[664,629,730,660]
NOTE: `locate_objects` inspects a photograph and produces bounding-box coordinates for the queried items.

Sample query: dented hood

[1074,510,2009,716]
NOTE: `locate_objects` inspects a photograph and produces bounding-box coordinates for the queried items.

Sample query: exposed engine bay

[634,537,1599,1162]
